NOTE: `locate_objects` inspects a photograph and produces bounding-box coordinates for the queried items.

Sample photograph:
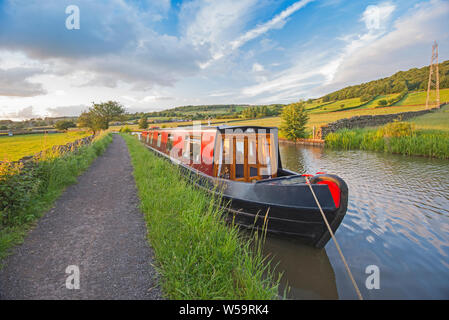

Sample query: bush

[119,126,132,133]
[377,99,388,107]
[378,121,415,138]
[0,162,41,225]
[55,120,76,131]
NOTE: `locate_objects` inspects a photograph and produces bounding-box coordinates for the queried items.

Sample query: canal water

[263,143,449,299]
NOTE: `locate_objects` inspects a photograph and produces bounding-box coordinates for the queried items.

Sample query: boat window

[182,135,201,162]
[192,136,201,163]
[223,137,232,164]
[235,139,244,178]
[183,135,189,159]
[166,134,173,151]
[157,133,162,147]
[248,138,256,165]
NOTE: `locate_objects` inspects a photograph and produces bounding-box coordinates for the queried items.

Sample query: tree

[77,101,126,133]
[377,99,388,107]
[138,116,148,129]
[77,111,103,134]
[55,120,76,131]
[280,102,309,141]
[90,101,126,130]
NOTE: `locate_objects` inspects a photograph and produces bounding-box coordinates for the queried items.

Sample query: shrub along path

[0,135,162,299]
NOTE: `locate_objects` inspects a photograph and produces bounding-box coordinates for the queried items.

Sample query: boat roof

[146,125,278,131]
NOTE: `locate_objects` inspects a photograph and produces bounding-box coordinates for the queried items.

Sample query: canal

[263,143,449,299]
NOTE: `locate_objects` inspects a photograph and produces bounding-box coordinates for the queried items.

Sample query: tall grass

[0,132,113,261]
[325,123,449,159]
[121,134,281,299]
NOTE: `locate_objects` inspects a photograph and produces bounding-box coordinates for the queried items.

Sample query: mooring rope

[305,176,363,300]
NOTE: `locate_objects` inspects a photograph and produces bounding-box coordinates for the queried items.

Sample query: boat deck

[256,175,308,185]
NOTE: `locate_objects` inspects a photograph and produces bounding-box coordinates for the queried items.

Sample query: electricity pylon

[426,41,440,109]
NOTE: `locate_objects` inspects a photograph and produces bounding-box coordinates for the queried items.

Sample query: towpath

[0,135,163,299]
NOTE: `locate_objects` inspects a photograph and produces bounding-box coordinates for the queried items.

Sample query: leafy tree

[138,116,148,129]
[89,101,126,129]
[280,102,309,141]
[77,111,103,134]
[77,101,126,133]
[55,120,76,131]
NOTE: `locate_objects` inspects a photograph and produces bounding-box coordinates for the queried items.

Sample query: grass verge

[0,132,113,262]
[121,133,281,299]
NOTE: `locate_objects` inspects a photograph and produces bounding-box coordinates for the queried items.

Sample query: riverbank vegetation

[121,134,281,299]
[0,132,112,261]
[325,121,449,159]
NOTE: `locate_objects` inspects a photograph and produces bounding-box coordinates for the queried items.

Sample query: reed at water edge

[121,133,281,299]
[325,122,449,159]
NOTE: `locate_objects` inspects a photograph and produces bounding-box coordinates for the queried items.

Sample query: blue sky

[0,0,448,119]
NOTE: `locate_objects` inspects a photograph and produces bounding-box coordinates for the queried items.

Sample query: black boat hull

[144,143,348,249]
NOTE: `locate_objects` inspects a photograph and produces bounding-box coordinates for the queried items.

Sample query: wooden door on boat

[215,133,276,182]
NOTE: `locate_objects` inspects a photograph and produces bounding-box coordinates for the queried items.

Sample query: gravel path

[0,135,163,300]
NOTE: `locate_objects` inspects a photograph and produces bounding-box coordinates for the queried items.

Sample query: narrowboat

[141,125,348,249]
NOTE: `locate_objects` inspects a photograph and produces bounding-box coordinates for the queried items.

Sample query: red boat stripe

[317,180,341,208]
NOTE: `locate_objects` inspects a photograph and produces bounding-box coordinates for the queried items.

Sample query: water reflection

[264,143,449,299]
[264,235,338,299]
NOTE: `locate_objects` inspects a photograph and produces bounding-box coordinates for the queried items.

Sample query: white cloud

[252,63,264,72]
[361,2,396,32]
[0,67,47,97]
[1,105,40,120]
[322,0,449,92]
[319,2,396,84]
[46,105,87,117]
[190,0,314,69]
[230,0,315,50]
[238,0,449,102]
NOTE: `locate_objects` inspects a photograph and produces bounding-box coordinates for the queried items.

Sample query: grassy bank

[121,134,280,299]
[325,124,449,159]
[0,132,113,261]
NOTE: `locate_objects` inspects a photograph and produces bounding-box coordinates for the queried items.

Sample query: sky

[0,0,448,120]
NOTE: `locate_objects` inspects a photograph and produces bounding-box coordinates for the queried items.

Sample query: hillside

[322,60,449,102]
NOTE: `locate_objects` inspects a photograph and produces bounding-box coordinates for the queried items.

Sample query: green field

[310,97,363,113]
[362,93,400,108]
[408,104,449,131]
[395,88,449,106]
[0,131,91,161]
